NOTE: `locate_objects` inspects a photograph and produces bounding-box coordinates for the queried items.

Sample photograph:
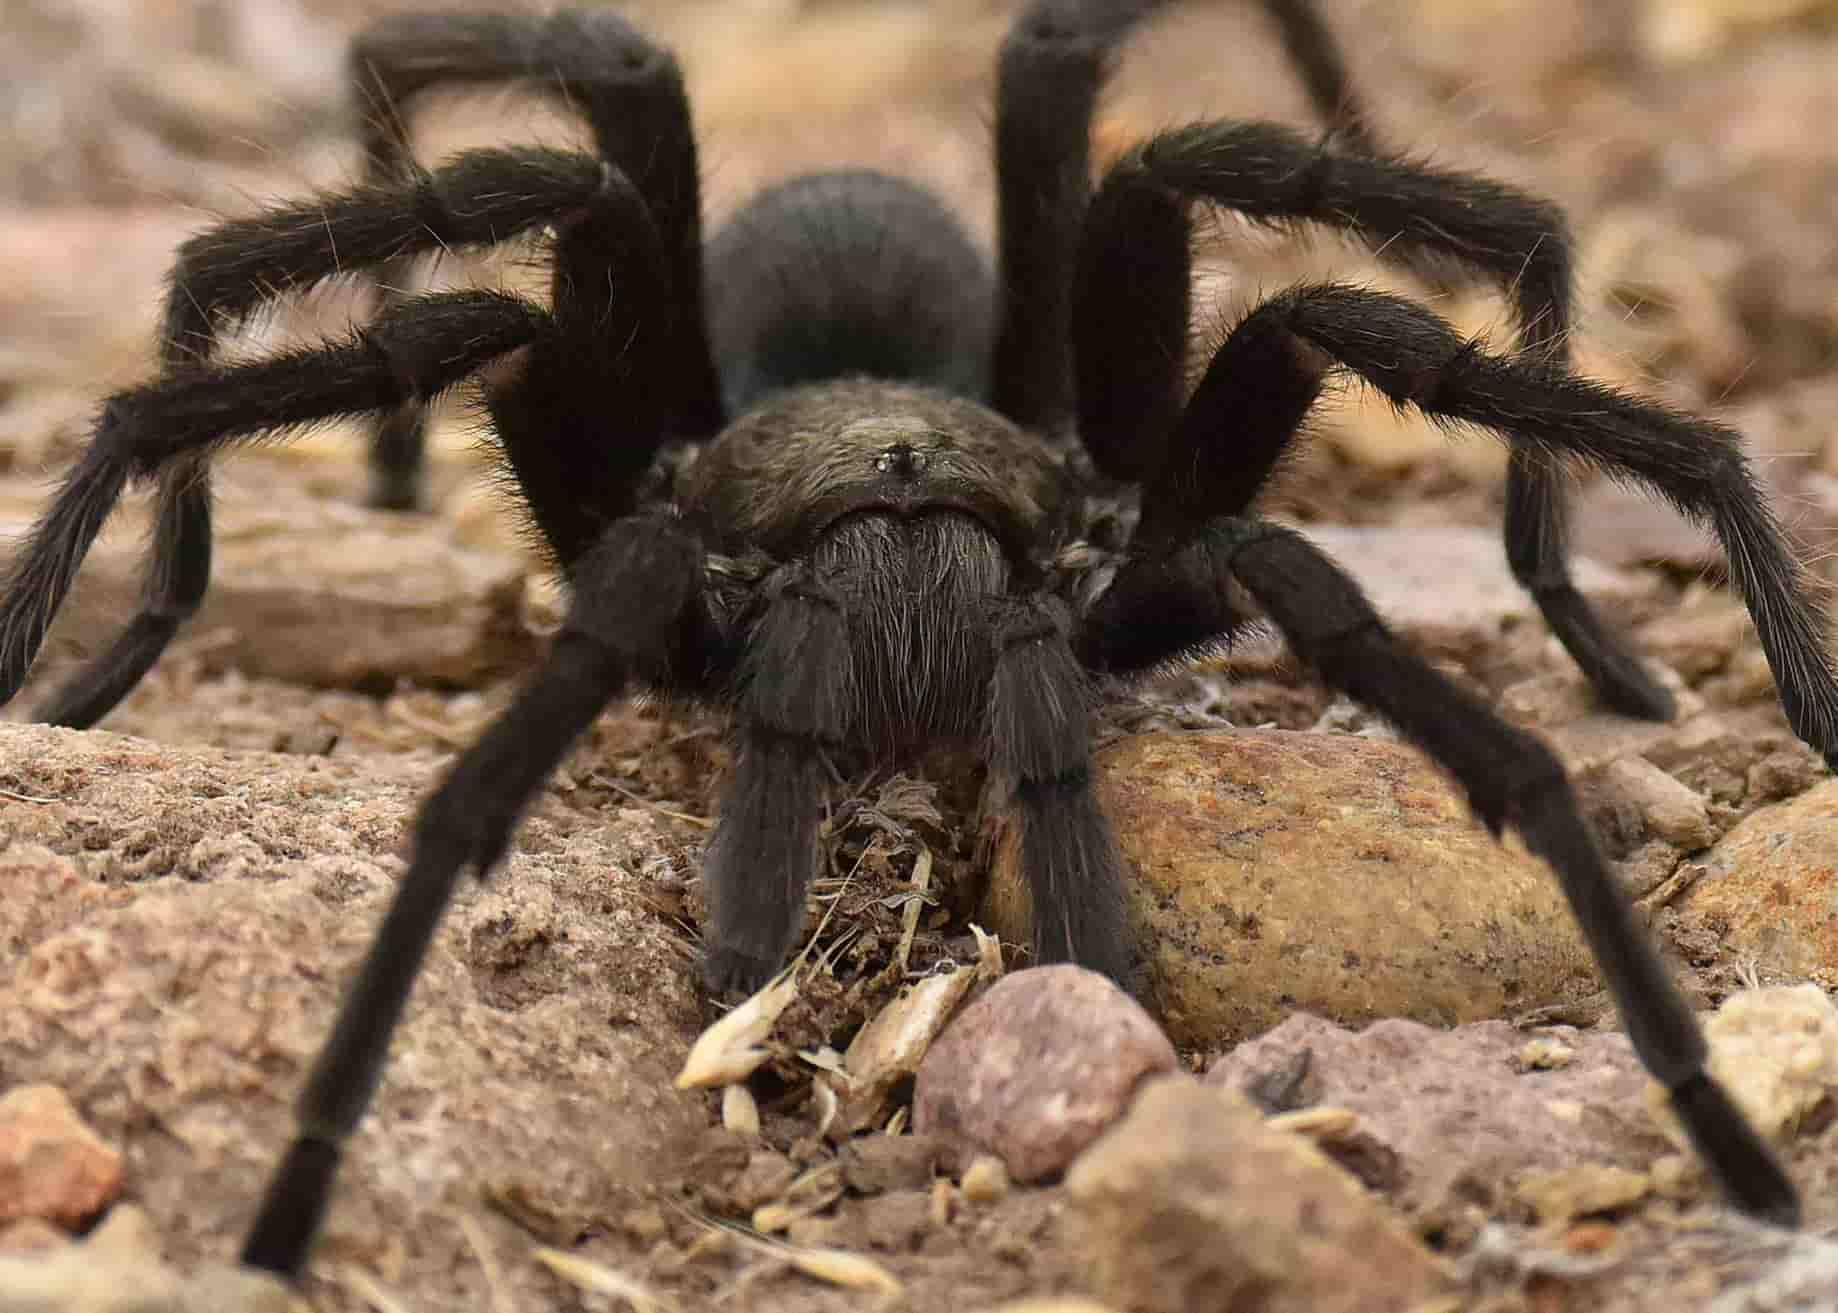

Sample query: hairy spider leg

[1073,198,1838,758]
[700,567,854,994]
[1075,276,1814,1223]
[990,595,1134,985]
[240,512,711,1276]
[1077,121,1811,722]
[990,0,1160,435]
[0,147,640,724]
[1257,0,1379,150]
[1088,519,1800,1226]
[988,0,1370,437]
[0,289,548,714]
[238,151,719,1272]
[482,165,686,565]
[350,8,720,507]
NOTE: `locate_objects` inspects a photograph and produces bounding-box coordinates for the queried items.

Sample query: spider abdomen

[704,170,997,415]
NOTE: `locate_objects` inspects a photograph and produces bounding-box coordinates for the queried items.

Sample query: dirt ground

[5,1,1838,1310]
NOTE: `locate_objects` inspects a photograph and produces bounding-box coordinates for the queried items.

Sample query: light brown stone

[0,480,533,705]
[988,730,1598,1048]
[1064,1076,1451,1313]
[1673,780,1838,983]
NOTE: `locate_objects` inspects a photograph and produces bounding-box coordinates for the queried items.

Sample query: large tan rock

[1063,1076,1451,1313]
[985,730,1599,1049]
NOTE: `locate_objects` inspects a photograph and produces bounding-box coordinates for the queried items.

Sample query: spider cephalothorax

[0,0,1827,1279]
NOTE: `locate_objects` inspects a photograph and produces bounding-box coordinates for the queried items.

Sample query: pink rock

[1206,1014,1664,1213]
[913,965,1178,1184]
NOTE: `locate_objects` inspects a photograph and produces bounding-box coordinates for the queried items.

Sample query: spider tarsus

[1534,585,1678,721]
[702,946,786,1001]
[1669,1074,1801,1229]
[240,1137,341,1278]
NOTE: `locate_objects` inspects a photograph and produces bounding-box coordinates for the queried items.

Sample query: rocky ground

[5,0,1838,1310]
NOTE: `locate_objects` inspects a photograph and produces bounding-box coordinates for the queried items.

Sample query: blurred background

[1,0,1837,728]
[3,0,1837,481]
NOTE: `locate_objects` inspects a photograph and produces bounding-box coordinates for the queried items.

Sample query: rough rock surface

[988,730,1598,1048]
[0,1199,297,1313]
[1063,1076,1452,1313]
[913,966,1179,1183]
[0,722,705,1309]
[1205,1014,1668,1216]
[1674,781,1838,986]
[0,481,533,701]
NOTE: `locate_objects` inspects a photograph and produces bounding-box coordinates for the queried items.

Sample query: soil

[4,1,1838,1311]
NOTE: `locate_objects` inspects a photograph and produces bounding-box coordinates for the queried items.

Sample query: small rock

[83,1204,159,1259]
[0,1247,294,1313]
[1207,1015,1667,1214]
[726,1151,798,1213]
[1600,757,1715,850]
[912,965,1178,1184]
[1520,1037,1577,1071]
[1514,1164,1653,1223]
[839,1135,945,1196]
[960,1154,1010,1204]
[1063,1076,1451,1313]
[970,1302,1121,1313]
[1645,985,1838,1153]
[0,1086,122,1230]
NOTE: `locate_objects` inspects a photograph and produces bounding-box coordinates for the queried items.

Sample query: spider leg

[1112,281,1838,763]
[990,595,1134,985]
[1078,119,1678,720]
[0,290,548,719]
[990,0,1159,434]
[1084,517,1797,1224]
[7,150,669,724]
[1256,0,1377,150]
[239,512,710,1277]
[700,567,853,996]
[482,164,684,567]
[162,146,633,367]
[1269,283,1838,764]
[348,9,719,506]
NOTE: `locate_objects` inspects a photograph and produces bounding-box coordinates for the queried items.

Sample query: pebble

[913,965,1178,1183]
[0,1086,122,1230]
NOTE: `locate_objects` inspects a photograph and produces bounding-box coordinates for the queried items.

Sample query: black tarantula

[0,0,1830,1280]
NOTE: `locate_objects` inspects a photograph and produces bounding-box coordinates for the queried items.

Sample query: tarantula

[0,0,1828,1280]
